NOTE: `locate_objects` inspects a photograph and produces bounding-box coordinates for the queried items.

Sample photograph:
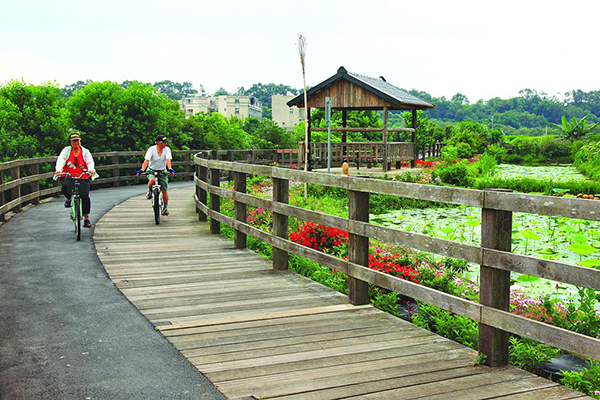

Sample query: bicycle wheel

[74,196,81,241]
[153,187,160,225]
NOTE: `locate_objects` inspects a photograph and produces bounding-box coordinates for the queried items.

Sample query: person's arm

[137,159,149,175]
[55,147,68,174]
[83,148,95,175]
[166,148,174,173]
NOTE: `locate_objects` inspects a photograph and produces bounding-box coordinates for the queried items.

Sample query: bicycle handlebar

[53,171,92,181]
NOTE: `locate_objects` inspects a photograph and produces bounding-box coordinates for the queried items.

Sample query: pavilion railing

[194,152,600,367]
[309,142,415,170]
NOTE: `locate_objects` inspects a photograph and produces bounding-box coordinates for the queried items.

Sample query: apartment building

[272,94,305,130]
[215,95,262,120]
[179,96,216,118]
[179,95,262,120]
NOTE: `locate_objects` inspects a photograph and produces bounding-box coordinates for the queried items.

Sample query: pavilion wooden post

[307,107,312,171]
[210,150,220,234]
[272,178,289,270]
[479,189,513,366]
[348,189,370,304]
[234,172,247,249]
[410,110,417,168]
[342,110,347,159]
[382,106,389,172]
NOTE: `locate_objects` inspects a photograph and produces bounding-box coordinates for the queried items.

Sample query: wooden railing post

[348,190,370,305]
[272,178,289,270]
[185,152,191,180]
[198,154,208,222]
[10,166,21,213]
[227,150,234,181]
[31,163,40,205]
[479,188,513,366]
[112,154,120,187]
[210,150,220,234]
[0,169,5,222]
[234,171,247,249]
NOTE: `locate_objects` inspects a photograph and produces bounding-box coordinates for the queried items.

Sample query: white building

[179,95,262,120]
[272,94,305,130]
[215,95,262,120]
[179,96,216,118]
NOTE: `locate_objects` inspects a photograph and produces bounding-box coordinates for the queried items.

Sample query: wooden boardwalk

[94,187,588,399]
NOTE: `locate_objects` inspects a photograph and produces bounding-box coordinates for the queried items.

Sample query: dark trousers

[61,178,91,215]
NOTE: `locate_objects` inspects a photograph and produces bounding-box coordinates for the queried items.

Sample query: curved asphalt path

[0,183,227,400]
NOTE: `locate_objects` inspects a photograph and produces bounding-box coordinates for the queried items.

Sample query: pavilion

[287,66,434,172]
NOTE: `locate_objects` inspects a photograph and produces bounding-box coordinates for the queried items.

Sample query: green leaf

[569,233,590,243]
[466,220,481,227]
[519,229,540,240]
[569,243,597,256]
[516,274,541,282]
[577,259,600,268]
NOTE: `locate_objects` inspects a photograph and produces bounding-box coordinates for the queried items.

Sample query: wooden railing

[309,142,415,169]
[0,149,300,222]
[194,153,600,366]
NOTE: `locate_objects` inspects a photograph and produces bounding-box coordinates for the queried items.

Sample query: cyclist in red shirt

[55,131,96,228]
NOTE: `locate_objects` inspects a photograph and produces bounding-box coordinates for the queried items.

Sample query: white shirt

[145,145,172,171]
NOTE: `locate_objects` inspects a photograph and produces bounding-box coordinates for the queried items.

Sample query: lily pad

[569,243,597,256]
[520,229,541,240]
[516,274,541,282]
[577,259,600,268]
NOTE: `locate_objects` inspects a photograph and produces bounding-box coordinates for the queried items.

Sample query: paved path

[0,183,226,400]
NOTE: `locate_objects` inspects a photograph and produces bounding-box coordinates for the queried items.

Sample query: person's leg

[160,174,169,215]
[78,180,92,227]
[161,190,169,215]
[61,178,74,207]
[146,172,155,199]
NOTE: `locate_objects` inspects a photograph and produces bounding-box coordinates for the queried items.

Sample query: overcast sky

[1,0,598,102]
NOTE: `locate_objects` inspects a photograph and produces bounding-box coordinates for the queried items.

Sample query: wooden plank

[338,366,533,400]
[421,377,558,399]
[159,304,370,331]
[205,340,464,382]
[216,348,474,396]
[500,384,589,399]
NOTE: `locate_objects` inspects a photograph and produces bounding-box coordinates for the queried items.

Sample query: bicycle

[54,171,93,241]
[139,170,173,225]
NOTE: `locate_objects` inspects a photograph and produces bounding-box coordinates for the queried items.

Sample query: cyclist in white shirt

[136,134,174,216]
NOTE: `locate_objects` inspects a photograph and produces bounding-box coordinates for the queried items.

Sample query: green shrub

[561,360,600,399]
[574,140,600,181]
[504,135,572,163]
[485,144,507,162]
[477,152,497,177]
[474,176,600,195]
[432,159,476,187]
[509,337,560,370]
[412,302,478,349]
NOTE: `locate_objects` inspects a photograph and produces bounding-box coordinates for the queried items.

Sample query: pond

[495,164,588,181]
[372,205,600,300]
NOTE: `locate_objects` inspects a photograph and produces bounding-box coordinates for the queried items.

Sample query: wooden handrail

[0,149,218,220]
[194,155,600,366]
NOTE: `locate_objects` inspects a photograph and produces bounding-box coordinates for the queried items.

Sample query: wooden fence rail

[0,149,299,221]
[194,153,600,367]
